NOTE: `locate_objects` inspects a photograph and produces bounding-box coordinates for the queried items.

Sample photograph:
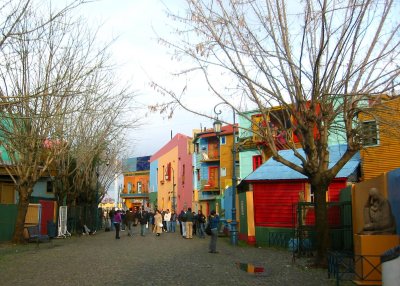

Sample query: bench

[26,225,50,243]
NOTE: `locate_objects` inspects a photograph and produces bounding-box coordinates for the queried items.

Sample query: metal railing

[328,251,382,286]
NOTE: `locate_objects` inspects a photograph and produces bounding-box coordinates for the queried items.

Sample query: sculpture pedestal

[353,234,400,285]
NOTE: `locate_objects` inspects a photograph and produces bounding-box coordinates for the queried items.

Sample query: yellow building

[358,96,400,180]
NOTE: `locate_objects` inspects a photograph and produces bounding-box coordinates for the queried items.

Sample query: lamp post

[213,102,238,246]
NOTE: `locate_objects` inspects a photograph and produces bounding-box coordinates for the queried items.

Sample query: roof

[244,144,360,181]
[193,124,237,140]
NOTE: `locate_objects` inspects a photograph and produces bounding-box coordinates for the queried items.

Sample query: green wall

[0,204,17,241]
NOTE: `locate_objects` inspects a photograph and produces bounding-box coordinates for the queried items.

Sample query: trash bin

[47,220,57,238]
[381,245,400,286]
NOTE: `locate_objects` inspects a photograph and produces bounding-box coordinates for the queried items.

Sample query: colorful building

[149,134,193,213]
[239,144,360,246]
[358,96,400,180]
[120,156,151,210]
[192,125,237,217]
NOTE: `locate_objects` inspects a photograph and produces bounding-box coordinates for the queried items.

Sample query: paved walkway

[0,229,339,286]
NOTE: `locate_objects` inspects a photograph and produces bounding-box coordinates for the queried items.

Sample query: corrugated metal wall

[359,98,400,180]
[253,181,305,227]
[0,204,17,241]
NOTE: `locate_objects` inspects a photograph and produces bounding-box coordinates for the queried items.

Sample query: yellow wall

[219,132,235,190]
[157,146,179,211]
[359,97,400,180]
[246,191,255,242]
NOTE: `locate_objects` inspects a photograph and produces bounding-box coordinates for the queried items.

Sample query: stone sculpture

[362,188,396,235]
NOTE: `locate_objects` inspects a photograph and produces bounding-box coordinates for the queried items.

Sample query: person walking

[126,208,135,237]
[108,208,115,231]
[179,209,187,238]
[121,210,126,231]
[113,210,122,239]
[148,210,155,232]
[208,210,220,253]
[153,210,163,237]
[164,209,171,232]
[138,208,149,236]
[185,208,195,239]
[170,210,177,233]
[197,210,206,239]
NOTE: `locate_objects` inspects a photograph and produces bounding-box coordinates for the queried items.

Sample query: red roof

[197,124,237,138]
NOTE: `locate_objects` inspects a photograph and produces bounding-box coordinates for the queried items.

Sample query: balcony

[200,150,219,162]
[200,179,220,192]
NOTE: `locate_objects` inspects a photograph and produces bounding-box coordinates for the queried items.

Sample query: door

[39,200,55,235]
[208,166,219,188]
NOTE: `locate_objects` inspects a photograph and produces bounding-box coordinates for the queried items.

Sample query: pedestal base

[353,234,399,285]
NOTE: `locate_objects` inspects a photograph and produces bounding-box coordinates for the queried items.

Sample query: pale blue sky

[82,0,215,158]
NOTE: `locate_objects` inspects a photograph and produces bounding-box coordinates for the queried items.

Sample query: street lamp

[213,102,238,246]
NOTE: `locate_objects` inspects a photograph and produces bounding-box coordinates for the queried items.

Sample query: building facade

[358,96,400,180]
[149,134,193,213]
[120,156,151,210]
[192,125,237,217]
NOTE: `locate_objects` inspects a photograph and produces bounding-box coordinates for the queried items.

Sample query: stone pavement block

[0,230,337,285]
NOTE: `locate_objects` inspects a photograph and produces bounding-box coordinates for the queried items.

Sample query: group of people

[108,207,150,239]
[107,207,221,253]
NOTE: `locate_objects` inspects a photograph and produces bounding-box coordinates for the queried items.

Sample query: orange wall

[123,172,149,194]
[157,146,179,211]
[359,98,400,180]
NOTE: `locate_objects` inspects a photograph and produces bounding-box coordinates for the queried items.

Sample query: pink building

[149,133,193,213]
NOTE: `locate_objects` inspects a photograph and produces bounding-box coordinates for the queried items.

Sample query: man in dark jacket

[184,208,195,239]
[197,210,206,238]
[125,208,135,237]
[138,208,149,236]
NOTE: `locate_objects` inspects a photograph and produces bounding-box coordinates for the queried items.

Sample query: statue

[362,188,396,235]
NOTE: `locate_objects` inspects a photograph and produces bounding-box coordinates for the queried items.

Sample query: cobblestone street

[0,229,338,286]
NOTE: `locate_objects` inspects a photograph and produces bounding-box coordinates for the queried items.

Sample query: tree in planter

[0,0,134,243]
[151,0,400,265]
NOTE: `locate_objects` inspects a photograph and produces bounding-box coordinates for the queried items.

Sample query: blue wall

[388,168,400,234]
[149,159,159,193]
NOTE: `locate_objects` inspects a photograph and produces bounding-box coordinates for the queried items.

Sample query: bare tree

[151,0,400,265]
[0,0,136,243]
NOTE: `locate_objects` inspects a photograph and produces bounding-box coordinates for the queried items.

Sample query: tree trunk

[11,188,31,244]
[312,182,330,267]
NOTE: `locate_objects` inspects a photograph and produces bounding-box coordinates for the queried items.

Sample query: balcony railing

[200,151,219,161]
[200,179,219,191]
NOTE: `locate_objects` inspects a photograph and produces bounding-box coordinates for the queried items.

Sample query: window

[220,136,226,145]
[196,168,200,181]
[361,121,379,146]
[194,143,199,154]
[137,181,142,193]
[220,167,227,177]
[165,163,172,181]
[128,182,132,193]
[252,155,262,170]
[47,181,53,193]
